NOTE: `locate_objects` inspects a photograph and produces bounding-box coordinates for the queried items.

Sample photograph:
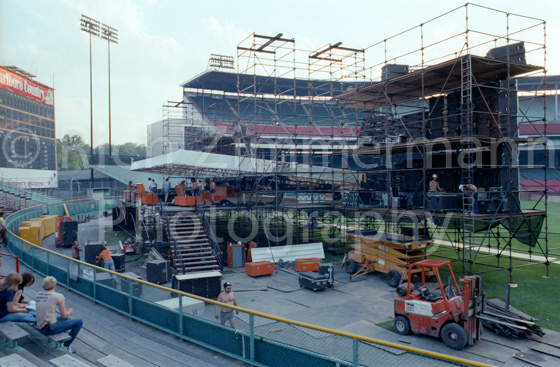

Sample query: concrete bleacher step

[49,332,72,346]
[0,353,38,367]
[0,322,30,347]
[50,354,92,367]
[97,354,136,367]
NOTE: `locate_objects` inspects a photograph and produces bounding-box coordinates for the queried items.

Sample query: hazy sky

[1,0,559,147]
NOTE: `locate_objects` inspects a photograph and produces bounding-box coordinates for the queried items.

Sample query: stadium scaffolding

[135,3,551,278]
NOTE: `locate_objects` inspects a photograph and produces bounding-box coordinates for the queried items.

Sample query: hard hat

[432,174,438,179]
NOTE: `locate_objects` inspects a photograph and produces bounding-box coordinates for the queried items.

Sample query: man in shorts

[209,179,216,203]
[215,282,238,328]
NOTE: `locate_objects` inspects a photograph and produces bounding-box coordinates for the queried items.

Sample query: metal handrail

[159,202,186,274]
[197,207,223,270]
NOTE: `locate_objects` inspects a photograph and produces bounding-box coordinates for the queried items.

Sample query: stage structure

[335,3,550,277]
[138,3,551,278]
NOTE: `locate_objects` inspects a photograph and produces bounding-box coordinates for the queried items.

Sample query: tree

[57,134,90,171]
[56,134,146,169]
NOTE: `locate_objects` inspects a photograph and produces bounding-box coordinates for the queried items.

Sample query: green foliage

[57,134,90,171]
[56,134,147,170]
[104,230,130,246]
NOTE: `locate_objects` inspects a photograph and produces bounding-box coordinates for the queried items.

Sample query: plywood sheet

[251,242,324,263]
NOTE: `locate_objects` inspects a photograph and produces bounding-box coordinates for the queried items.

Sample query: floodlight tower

[101,23,118,158]
[80,14,100,183]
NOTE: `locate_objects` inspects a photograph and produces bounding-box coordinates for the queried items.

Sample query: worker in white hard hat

[429,174,444,192]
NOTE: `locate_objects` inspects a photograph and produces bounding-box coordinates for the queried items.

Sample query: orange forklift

[394,259,484,350]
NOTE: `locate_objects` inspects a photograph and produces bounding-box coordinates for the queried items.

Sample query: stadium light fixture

[80,14,100,182]
[101,23,119,158]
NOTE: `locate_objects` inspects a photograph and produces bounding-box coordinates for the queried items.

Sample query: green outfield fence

[5,198,491,367]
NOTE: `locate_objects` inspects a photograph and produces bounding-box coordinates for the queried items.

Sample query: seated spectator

[0,212,6,244]
[0,273,36,323]
[36,276,83,354]
[14,272,35,305]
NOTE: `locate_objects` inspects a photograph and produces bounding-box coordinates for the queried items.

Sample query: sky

[1,0,559,147]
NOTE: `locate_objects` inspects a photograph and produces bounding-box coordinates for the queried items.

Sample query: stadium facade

[0,65,57,188]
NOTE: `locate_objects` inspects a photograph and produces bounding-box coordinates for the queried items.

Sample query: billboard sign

[0,167,57,188]
[0,66,54,106]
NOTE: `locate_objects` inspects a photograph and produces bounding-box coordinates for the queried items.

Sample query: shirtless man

[191,178,200,205]
[215,282,238,328]
[429,174,444,191]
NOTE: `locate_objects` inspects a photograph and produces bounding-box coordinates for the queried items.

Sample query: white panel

[250,242,325,263]
[404,300,434,317]
[0,354,37,367]
[0,168,57,188]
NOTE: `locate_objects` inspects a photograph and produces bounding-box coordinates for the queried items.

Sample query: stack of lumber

[142,248,165,268]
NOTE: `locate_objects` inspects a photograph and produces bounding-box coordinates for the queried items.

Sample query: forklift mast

[461,275,484,346]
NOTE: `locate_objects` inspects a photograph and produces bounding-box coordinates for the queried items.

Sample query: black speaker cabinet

[96,272,117,288]
[172,271,222,299]
[486,42,526,64]
[85,243,105,265]
[120,272,142,297]
[112,253,125,273]
[146,260,171,284]
[59,221,78,247]
[381,64,409,80]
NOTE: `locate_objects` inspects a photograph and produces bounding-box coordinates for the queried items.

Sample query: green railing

[5,199,490,367]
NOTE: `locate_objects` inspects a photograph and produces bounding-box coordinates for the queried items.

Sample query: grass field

[380,200,560,332]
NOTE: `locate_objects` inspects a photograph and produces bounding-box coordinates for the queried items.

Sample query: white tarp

[131,149,356,184]
[250,242,325,263]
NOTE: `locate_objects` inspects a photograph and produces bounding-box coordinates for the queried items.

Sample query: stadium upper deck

[180,70,366,140]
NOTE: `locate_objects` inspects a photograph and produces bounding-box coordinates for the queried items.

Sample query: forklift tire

[441,323,468,350]
[344,259,358,275]
[394,316,411,335]
[386,270,401,288]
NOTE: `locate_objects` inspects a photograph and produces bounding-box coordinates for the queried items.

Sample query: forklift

[394,259,484,350]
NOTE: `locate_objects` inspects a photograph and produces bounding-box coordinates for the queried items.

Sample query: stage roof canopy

[131,150,357,184]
